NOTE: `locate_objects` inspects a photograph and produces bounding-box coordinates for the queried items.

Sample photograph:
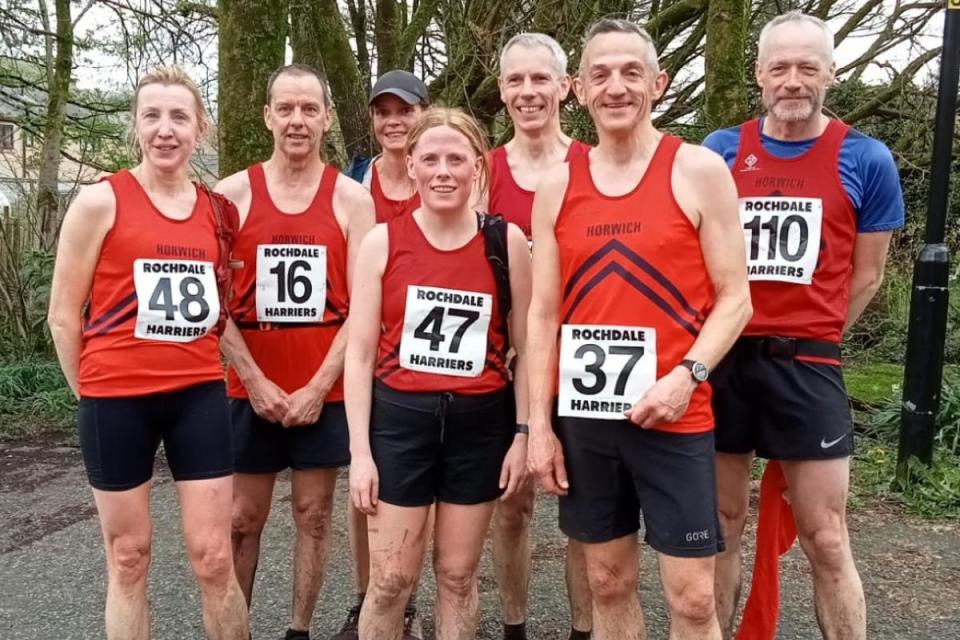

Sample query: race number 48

[739,196,822,285]
[558,324,657,420]
[399,285,492,378]
[133,259,219,342]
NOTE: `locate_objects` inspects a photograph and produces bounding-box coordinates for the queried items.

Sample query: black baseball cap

[369,70,429,106]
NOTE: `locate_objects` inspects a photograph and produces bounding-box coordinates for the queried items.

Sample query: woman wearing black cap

[347,70,431,224]
[335,69,431,640]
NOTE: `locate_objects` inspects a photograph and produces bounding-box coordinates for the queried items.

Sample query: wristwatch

[515,423,529,435]
[680,359,709,383]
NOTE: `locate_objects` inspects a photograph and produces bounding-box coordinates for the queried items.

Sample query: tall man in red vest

[704,12,904,640]
[527,19,751,640]
[216,64,375,640]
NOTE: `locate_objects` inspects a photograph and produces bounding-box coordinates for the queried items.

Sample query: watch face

[692,362,709,382]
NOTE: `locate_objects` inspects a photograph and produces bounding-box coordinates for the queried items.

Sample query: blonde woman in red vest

[346,108,531,640]
[48,66,248,640]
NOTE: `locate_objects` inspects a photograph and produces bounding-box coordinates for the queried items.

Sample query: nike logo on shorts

[820,434,847,449]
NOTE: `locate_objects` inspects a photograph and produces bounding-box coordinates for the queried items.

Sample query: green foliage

[0,249,57,358]
[853,445,960,519]
[848,366,960,519]
[844,266,960,366]
[0,358,76,441]
[859,371,960,457]
[844,362,903,407]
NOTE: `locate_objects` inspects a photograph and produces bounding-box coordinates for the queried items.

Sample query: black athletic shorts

[712,338,854,460]
[555,415,723,558]
[370,380,515,507]
[230,399,350,473]
[78,380,233,491]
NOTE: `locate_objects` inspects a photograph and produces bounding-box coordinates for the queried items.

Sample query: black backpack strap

[478,211,512,349]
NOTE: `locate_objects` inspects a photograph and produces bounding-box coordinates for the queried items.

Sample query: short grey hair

[579,18,660,75]
[499,33,569,79]
[758,11,834,64]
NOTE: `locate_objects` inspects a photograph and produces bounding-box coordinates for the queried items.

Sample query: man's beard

[765,95,818,123]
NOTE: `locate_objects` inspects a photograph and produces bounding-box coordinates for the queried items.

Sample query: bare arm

[843,231,893,334]
[627,145,752,428]
[499,222,533,499]
[213,172,290,422]
[283,177,376,426]
[47,182,115,398]
[345,225,388,514]
[675,145,752,369]
[526,164,570,495]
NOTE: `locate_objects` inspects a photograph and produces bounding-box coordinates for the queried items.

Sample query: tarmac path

[1,441,958,639]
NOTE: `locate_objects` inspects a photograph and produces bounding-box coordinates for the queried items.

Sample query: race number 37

[399,285,492,378]
[256,244,327,322]
[739,196,822,285]
[558,324,657,420]
[133,259,219,342]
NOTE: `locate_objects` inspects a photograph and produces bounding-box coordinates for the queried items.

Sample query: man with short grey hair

[704,11,904,639]
[528,18,752,640]
[485,31,593,640]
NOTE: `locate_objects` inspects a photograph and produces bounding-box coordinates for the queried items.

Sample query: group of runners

[47,9,904,640]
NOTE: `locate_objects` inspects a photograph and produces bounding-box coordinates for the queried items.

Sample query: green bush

[0,358,76,440]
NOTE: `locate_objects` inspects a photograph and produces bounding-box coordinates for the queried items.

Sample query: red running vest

[375,213,509,395]
[371,162,420,224]
[732,119,857,346]
[488,140,592,239]
[227,163,348,401]
[555,136,714,434]
[79,170,224,398]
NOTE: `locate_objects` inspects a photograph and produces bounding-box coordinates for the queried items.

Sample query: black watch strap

[680,359,709,383]
[515,423,529,434]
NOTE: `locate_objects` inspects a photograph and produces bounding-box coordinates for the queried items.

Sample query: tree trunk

[218,0,287,177]
[36,0,72,251]
[291,0,370,161]
[703,0,750,130]
[375,0,402,72]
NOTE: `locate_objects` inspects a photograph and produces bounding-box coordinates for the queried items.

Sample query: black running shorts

[230,399,350,473]
[555,415,723,558]
[712,339,854,460]
[78,380,233,491]
[370,380,515,507]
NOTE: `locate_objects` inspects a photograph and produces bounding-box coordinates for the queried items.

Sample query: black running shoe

[402,604,423,640]
[329,604,360,640]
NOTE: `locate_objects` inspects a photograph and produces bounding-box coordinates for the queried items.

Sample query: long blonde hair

[127,65,212,160]
[404,108,491,196]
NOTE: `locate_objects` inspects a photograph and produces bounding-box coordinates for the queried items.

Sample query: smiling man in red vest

[704,11,905,640]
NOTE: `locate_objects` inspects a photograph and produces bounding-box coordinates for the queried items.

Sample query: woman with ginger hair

[345,108,531,640]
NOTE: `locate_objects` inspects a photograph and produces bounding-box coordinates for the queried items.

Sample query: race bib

[133,259,219,342]
[739,197,822,285]
[558,324,657,420]
[399,285,493,378]
[255,244,326,322]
